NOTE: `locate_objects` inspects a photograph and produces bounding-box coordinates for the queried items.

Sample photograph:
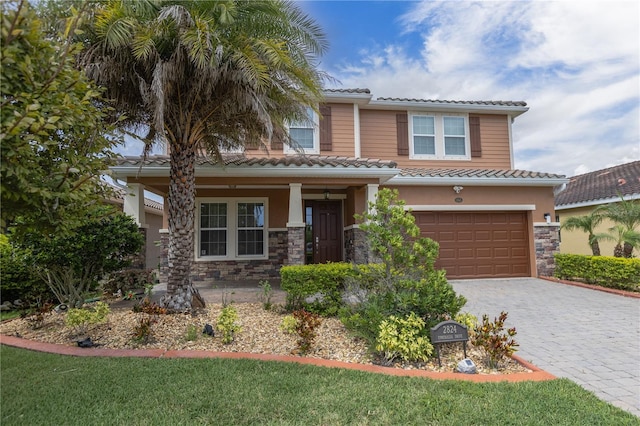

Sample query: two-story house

[111,88,567,284]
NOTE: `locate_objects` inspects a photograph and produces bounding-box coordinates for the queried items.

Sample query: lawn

[1,346,636,425]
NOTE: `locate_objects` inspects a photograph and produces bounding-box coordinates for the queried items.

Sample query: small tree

[561,211,607,256]
[1,0,119,235]
[23,207,144,307]
[600,196,640,258]
[341,188,466,348]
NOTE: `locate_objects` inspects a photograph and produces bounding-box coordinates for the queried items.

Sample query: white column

[287,183,304,227]
[123,183,146,227]
[353,104,361,158]
[366,184,379,215]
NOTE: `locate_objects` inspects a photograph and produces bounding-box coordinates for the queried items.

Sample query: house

[107,183,164,270]
[555,161,640,256]
[110,88,567,284]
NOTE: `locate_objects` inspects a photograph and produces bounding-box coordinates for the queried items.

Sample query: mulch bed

[0,301,530,375]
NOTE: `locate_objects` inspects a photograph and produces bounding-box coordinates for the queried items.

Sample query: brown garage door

[414,211,530,279]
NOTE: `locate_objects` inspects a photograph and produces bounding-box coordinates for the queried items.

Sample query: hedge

[280,263,385,316]
[554,253,640,291]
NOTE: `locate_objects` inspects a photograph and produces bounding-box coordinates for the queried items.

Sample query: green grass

[1,346,637,425]
[0,311,21,322]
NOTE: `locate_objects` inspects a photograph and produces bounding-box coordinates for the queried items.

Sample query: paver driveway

[450,278,640,417]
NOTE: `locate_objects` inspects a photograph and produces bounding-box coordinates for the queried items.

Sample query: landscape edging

[0,334,554,383]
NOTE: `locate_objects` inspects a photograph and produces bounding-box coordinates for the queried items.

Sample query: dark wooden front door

[311,201,342,263]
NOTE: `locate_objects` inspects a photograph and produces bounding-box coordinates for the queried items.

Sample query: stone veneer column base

[287,227,305,265]
[345,227,370,264]
[534,224,560,277]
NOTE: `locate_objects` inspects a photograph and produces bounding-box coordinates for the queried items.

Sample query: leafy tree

[341,188,466,349]
[23,206,144,307]
[561,210,607,256]
[600,196,640,258]
[0,0,119,235]
[73,0,327,310]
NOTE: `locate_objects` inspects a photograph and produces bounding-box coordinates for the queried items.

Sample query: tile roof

[116,154,397,169]
[376,98,527,107]
[398,167,564,180]
[555,161,640,207]
[324,88,371,94]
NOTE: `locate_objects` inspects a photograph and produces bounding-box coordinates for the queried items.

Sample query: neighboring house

[107,185,164,270]
[555,161,640,256]
[111,88,567,283]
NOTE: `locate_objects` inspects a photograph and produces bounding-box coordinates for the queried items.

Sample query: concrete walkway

[450,278,640,417]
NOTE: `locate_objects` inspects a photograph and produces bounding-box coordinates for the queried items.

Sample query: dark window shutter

[396,113,409,156]
[469,115,481,157]
[319,105,332,151]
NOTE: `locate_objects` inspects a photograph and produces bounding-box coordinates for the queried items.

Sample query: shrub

[132,300,168,315]
[341,189,467,353]
[65,302,110,335]
[280,314,298,334]
[0,234,53,306]
[375,312,434,364]
[472,311,519,369]
[281,262,356,315]
[23,208,144,307]
[102,269,155,296]
[185,324,199,341]
[555,254,640,290]
[132,316,156,344]
[454,312,478,337]
[291,309,322,354]
[217,306,241,344]
[257,280,273,310]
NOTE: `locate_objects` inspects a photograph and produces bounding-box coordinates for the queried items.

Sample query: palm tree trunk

[590,241,601,256]
[623,242,634,258]
[160,141,205,311]
[613,244,624,258]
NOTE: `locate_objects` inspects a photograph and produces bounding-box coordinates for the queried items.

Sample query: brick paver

[450,278,640,417]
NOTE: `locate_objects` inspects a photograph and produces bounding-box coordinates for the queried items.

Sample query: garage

[414,211,530,279]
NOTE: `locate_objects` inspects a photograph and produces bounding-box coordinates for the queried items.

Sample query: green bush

[280,262,357,315]
[65,302,110,335]
[554,253,640,290]
[102,269,155,295]
[340,189,467,352]
[376,312,434,364]
[0,234,53,306]
[217,306,241,344]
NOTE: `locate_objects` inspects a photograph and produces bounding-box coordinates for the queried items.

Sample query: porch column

[286,183,305,265]
[122,183,147,269]
[123,183,146,227]
[366,184,379,215]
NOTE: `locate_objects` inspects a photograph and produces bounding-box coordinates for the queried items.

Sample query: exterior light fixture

[323,188,330,200]
[544,213,551,224]
[453,186,464,194]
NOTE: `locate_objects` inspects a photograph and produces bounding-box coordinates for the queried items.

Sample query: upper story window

[409,113,470,160]
[285,107,319,154]
[197,198,267,260]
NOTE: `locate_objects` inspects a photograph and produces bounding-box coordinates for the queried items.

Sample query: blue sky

[121,1,640,179]
[297,0,640,177]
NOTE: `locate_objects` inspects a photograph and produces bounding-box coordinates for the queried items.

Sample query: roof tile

[555,161,640,206]
[375,98,527,107]
[399,167,564,180]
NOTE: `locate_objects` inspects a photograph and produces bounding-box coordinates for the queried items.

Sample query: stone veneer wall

[344,227,369,264]
[158,230,288,284]
[287,227,305,265]
[534,224,560,277]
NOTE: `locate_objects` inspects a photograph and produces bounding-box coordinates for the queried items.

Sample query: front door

[309,201,342,263]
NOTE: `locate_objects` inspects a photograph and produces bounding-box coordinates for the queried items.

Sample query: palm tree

[561,211,606,256]
[76,0,327,310]
[604,224,640,258]
[600,196,640,258]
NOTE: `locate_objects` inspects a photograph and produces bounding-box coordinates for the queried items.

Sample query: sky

[296,0,640,178]
[118,0,640,179]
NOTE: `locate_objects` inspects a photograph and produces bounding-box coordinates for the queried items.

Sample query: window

[198,199,267,260]
[285,107,319,154]
[409,113,469,159]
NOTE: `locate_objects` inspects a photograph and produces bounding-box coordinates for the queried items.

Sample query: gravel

[0,302,530,374]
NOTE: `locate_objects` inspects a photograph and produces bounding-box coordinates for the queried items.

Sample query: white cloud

[327,0,640,177]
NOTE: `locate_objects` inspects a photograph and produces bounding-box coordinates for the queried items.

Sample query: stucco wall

[557,206,631,256]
